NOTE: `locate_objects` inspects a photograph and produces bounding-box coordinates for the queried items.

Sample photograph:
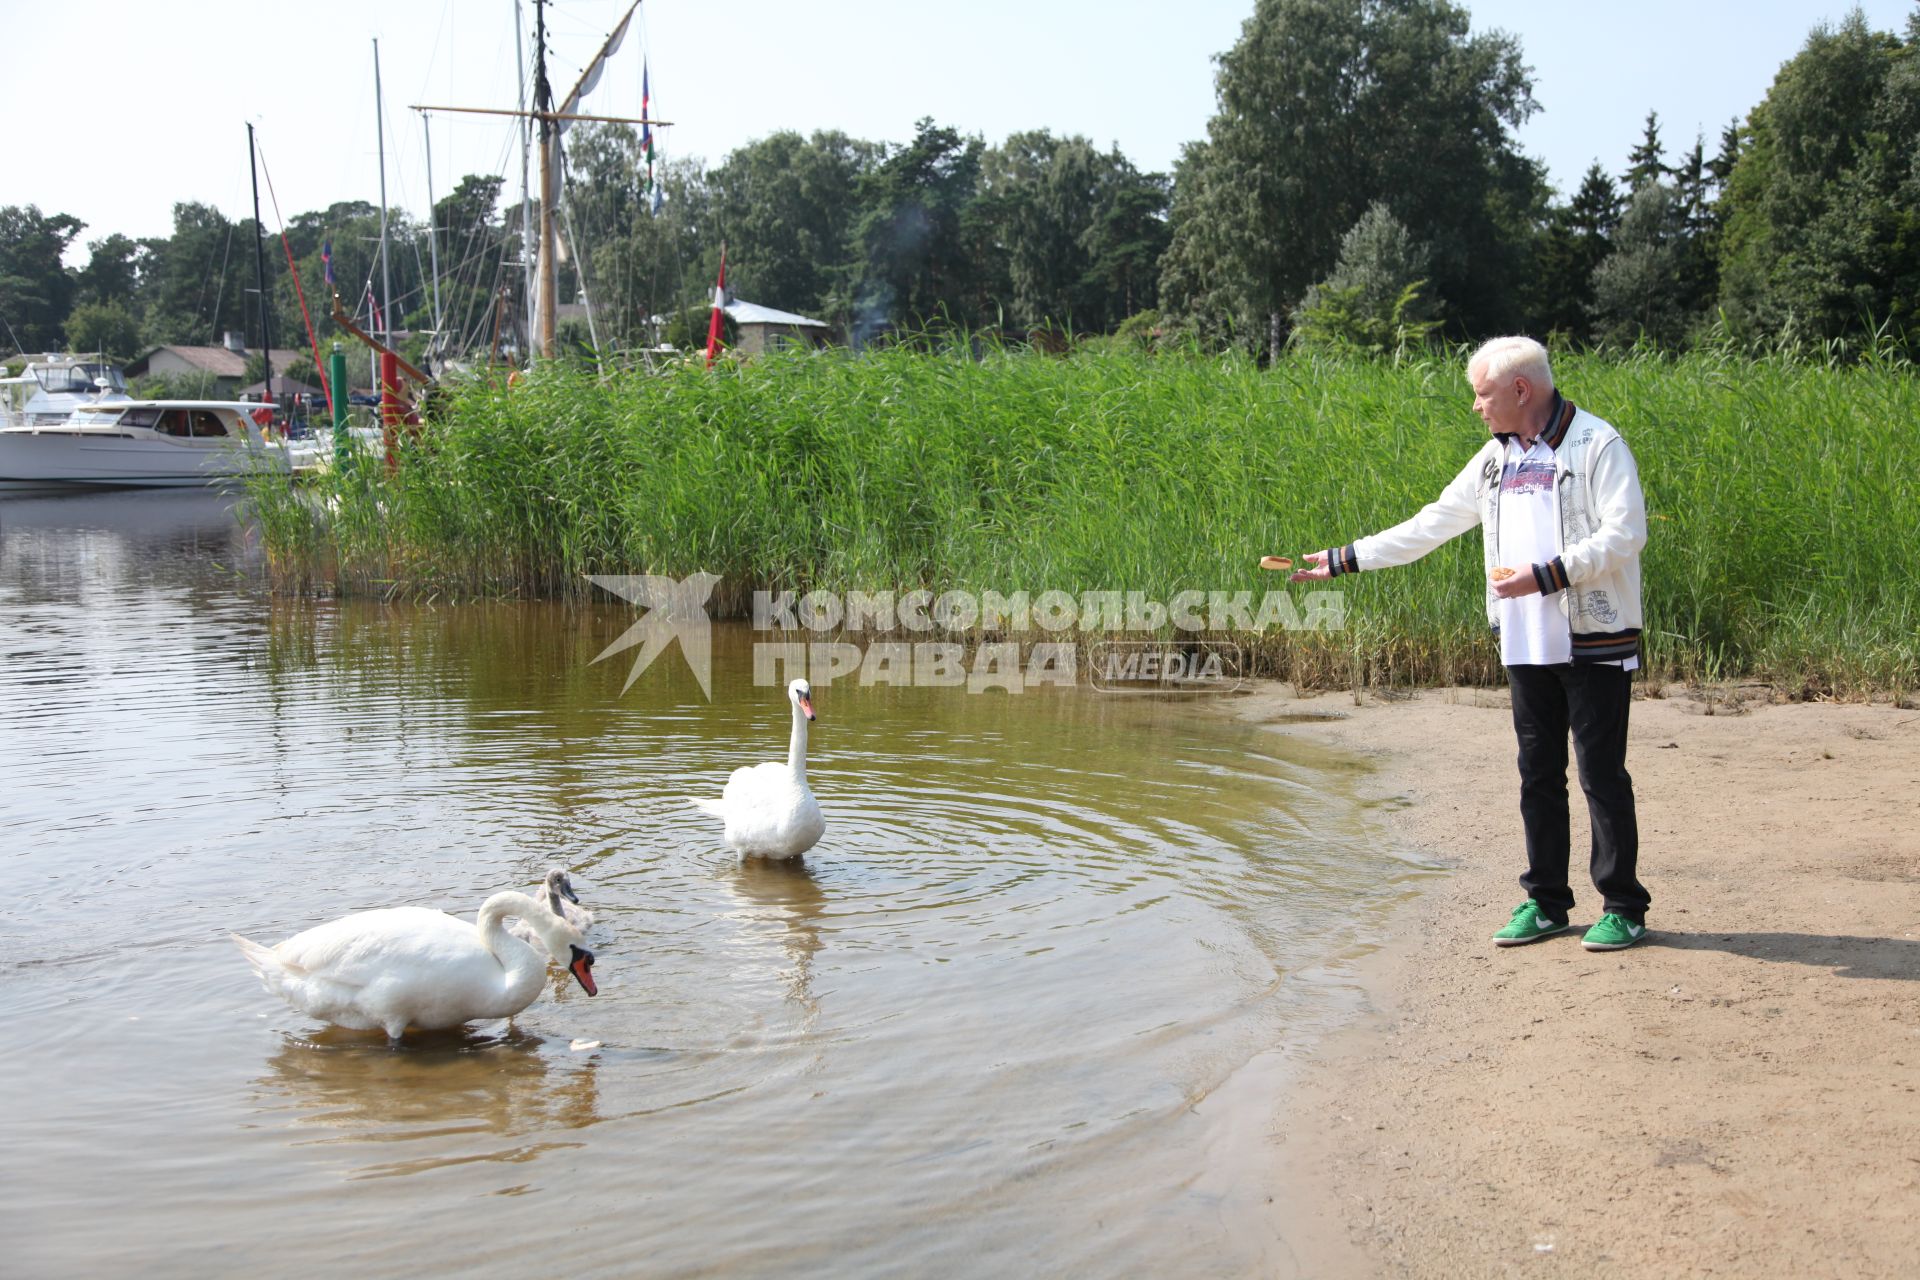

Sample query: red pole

[380,351,402,473]
[705,244,727,367]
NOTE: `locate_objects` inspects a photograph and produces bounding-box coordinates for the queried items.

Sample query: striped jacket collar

[1494,390,1575,452]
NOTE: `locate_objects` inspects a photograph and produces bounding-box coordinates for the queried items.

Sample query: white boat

[0,354,132,427]
[0,399,307,490]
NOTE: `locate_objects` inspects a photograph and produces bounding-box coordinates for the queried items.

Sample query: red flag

[705,246,727,367]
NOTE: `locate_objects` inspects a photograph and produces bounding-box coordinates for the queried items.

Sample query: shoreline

[1228,683,1920,1277]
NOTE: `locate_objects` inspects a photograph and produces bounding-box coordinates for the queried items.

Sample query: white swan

[507,867,593,947]
[232,890,597,1042]
[691,677,826,859]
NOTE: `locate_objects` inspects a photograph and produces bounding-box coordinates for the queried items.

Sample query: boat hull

[0,430,288,490]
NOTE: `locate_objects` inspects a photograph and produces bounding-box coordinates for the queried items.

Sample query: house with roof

[124,334,309,397]
[723,298,833,356]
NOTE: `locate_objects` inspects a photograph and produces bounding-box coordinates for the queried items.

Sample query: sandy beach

[1233,683,1920,1278]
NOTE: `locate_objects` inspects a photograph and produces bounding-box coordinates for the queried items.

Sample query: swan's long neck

[476,891,569,974]
[787,702,810,778]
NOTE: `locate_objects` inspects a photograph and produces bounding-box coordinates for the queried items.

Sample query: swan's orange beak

[569,945,598,997]
[798,695,815,721]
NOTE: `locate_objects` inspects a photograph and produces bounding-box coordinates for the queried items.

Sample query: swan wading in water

[692,678,826,860]
[507,867,593,947]
[232,891,597,1042]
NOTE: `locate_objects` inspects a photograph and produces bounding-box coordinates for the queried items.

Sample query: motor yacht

[0,399,309,489]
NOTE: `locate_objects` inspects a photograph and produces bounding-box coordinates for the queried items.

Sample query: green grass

[246,345,1920,696]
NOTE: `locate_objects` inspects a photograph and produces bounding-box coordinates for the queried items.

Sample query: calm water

[0,490,1433,1278]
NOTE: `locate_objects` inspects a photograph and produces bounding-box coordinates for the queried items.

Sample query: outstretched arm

[1288,447,1491,584]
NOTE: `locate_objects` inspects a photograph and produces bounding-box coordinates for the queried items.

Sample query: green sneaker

[1582,913,1648,951]
[1492,900,1570,947]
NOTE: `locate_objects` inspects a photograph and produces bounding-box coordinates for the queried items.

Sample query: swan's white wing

[720,761,790,807]
[239,908,511,1033]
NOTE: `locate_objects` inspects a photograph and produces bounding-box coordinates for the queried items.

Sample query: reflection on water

[258,1028,602,1180]
[723,856,828,1012]
[0,489,1433,1278]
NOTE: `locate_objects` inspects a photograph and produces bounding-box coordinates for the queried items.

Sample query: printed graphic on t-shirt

[1501,458,1555,494]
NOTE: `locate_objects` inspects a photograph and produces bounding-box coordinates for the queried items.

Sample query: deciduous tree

[1158,0,1546,352]
[0,205,84,352]
[1716,12,1920,349]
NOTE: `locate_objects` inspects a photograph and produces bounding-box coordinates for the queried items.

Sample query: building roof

[723,299,829,329]
[127,345,308,378]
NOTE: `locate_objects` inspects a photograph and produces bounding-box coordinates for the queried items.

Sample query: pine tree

[1705,119,1742,190]
[1623,110,1669,191]
[1530,162,1618,342]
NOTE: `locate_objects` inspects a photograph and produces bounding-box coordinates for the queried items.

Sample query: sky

[5,0,1915,267]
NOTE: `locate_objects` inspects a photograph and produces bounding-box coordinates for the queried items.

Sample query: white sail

[555,0,640,136]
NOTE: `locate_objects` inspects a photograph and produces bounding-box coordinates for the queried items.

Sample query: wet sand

[1232,684,1920,1278]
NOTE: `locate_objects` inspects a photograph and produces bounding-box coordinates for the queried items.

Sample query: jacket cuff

[1324,544,1360,577]
[1531,556,1571,595]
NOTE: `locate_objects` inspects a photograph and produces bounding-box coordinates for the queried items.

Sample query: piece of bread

[1490,566,1518,581]
[1259,555,1294,571]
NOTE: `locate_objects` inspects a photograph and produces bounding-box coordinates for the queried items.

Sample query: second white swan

[691,677,826,860]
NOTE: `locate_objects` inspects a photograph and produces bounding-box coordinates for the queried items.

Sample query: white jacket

[1324,395,1647,662]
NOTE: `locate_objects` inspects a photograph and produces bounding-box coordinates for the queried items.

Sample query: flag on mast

[641,62,653,184]
[322,239,334,286]
[705,245,727,367]
[642,61,663,215]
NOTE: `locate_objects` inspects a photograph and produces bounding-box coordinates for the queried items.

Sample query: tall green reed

[244,345,1919,694]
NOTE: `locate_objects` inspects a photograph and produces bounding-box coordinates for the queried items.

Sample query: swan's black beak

[557,875,581,905]
[568,944,598,997]
[798,695,815,721]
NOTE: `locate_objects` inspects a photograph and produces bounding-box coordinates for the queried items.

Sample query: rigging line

[255,141,336,417]
[191,218,226,342]
[206,222,235,356]
[432,129,522,360]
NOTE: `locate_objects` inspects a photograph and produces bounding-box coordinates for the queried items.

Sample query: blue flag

[322,239,334,286]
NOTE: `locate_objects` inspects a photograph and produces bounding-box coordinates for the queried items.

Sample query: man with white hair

[1291,336,1652,950]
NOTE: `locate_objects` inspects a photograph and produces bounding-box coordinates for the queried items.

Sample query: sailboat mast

[534,0,557,360]
[422,114,444,351]
[246,122,273,404]
[373,38,394,351]
[515,0,535,358]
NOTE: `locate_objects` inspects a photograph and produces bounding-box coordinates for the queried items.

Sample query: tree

[970,131,1168,333]
[1290,202,1442,353]
[74,233,143,310]
[1623,110,1669,191]
[587,156,715,351]
[1705,119,1743,190]
[710,130,882,326]
[1531,162,1620,341]
[1716,12,1919,348]
[1590,183,1691,347]
[1158,0,1547,353]
[64,301,141,359]
[413,172,513,351]
[851,119,987,340]
[1082,165,1171,324]
[136,202,250,347]
[0,205,84,352]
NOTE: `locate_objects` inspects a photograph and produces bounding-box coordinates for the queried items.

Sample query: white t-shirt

[1497,439,1570,665]
[1497,437,1638,671]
